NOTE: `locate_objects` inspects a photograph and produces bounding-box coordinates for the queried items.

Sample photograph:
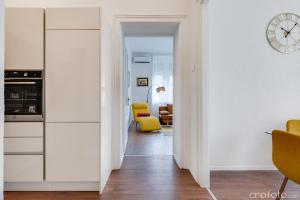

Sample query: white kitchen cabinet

[46,8,100,30]
[5,8,44,70]
[46,123,100,182]
[5,155,43,182]
[46,30,100,123]
[5,138,43,154]
[5,122,43,138]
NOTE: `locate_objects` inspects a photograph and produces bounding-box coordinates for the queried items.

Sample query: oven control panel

[5,71,43,78]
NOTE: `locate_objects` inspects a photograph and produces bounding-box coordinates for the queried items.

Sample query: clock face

[267,13,300,54]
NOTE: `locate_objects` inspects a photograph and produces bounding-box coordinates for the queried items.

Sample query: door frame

[111,15,187,170]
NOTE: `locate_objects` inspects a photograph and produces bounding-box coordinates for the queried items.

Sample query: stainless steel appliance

[5,70,43,122]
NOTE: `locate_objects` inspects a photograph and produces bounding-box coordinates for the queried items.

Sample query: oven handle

[5,82,37,85]
[5,78,42,80]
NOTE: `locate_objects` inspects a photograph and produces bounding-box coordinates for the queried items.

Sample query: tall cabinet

[4,8,44,183]
[45,8,100,182]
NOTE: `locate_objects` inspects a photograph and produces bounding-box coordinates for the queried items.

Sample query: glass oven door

[5,79,43,121]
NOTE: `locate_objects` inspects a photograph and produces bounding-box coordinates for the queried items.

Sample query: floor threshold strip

[207,188,218,200]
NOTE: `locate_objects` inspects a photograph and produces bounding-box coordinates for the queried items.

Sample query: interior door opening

[119,22,181,162]
[123,36,174,156]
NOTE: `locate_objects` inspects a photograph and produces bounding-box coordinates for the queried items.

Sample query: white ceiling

[125,37,173,54]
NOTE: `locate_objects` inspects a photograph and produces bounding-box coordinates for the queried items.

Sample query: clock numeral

[271,20,279,26]
[271,42,281,49]
[279,14,287,21]
[269,37,278,43]
[268,25,276,31]
[267,30,275,37]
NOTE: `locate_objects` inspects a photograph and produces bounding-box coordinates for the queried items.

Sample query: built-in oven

[5,70,43,122]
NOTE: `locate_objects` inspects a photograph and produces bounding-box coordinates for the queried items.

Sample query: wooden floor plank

[101,156,213,200]
[125,124,173,156]
[211,171,300,200]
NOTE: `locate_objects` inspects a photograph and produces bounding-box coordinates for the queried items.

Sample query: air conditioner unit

[133,56,152,63]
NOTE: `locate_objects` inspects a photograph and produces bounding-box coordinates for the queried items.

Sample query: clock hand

[285,23,298,38]
[281,27,289,38]
[281,27,289,32]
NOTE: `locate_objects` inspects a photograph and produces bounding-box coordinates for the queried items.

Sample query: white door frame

[111,15,187,169]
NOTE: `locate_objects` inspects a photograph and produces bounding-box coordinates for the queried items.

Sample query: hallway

[125,123,173,156]
[101,156,212,200]
[101,125,211,199]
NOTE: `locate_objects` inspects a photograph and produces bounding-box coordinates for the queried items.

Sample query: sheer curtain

[151,55,173,116]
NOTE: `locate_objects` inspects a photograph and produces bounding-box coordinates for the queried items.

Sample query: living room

[123,36,174,156]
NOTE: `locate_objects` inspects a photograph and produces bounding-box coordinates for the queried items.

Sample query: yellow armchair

[132,102,150,123]
[272,130,300,200]
[287,120,300,136]
[131,102,161,132]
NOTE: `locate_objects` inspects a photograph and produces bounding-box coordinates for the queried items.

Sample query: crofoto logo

[249,191,289,199]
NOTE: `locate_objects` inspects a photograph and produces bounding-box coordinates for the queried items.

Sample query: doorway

[111,21,182,168]
[123,37,174,156]
[105,18,211,198]
[110,18,210,189]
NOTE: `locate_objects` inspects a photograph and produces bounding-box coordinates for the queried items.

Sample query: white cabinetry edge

[4,182,99,191]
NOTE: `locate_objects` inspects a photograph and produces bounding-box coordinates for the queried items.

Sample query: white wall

[127,50,133,125]
[100,0,113,193]
[208,0,300,170]
[131,61,153,103]
[0,0,4,198]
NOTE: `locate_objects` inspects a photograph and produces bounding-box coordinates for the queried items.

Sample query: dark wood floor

[4,192,101,200]
[211,171,300,200]
[125,124,173,156]
[101,156,213,200]
[4,157,212,200]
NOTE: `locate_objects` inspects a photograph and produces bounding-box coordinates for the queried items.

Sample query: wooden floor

[125,124,173,156]
[4,192,101,200]
[4,157,212,200]
[211,171,300,200]
[101,156,213,200]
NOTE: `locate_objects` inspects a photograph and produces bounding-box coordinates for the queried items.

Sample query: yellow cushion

[287,120,300,136]
[132,102,150,122]
[272,130,300,185]
[139,117,161,132]
[132,103,148,109]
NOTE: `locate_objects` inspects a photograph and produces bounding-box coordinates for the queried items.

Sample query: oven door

[5,79,43,122]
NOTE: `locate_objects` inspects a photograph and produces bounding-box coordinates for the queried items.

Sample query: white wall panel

[208,0,300,170]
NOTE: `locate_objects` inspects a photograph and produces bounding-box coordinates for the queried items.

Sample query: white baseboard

[5,182,99,191]
[210,165,277,171]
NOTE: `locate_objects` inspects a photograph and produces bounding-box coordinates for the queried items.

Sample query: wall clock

[267,13,300,54]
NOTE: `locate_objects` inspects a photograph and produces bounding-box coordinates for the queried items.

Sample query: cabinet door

[5,138,43,154]
[5,8,44,70]
[46,8,100,30]
[5,155,43,182]
[5,122,43,137]
[46,30,100,123]
[46,123,100,182]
